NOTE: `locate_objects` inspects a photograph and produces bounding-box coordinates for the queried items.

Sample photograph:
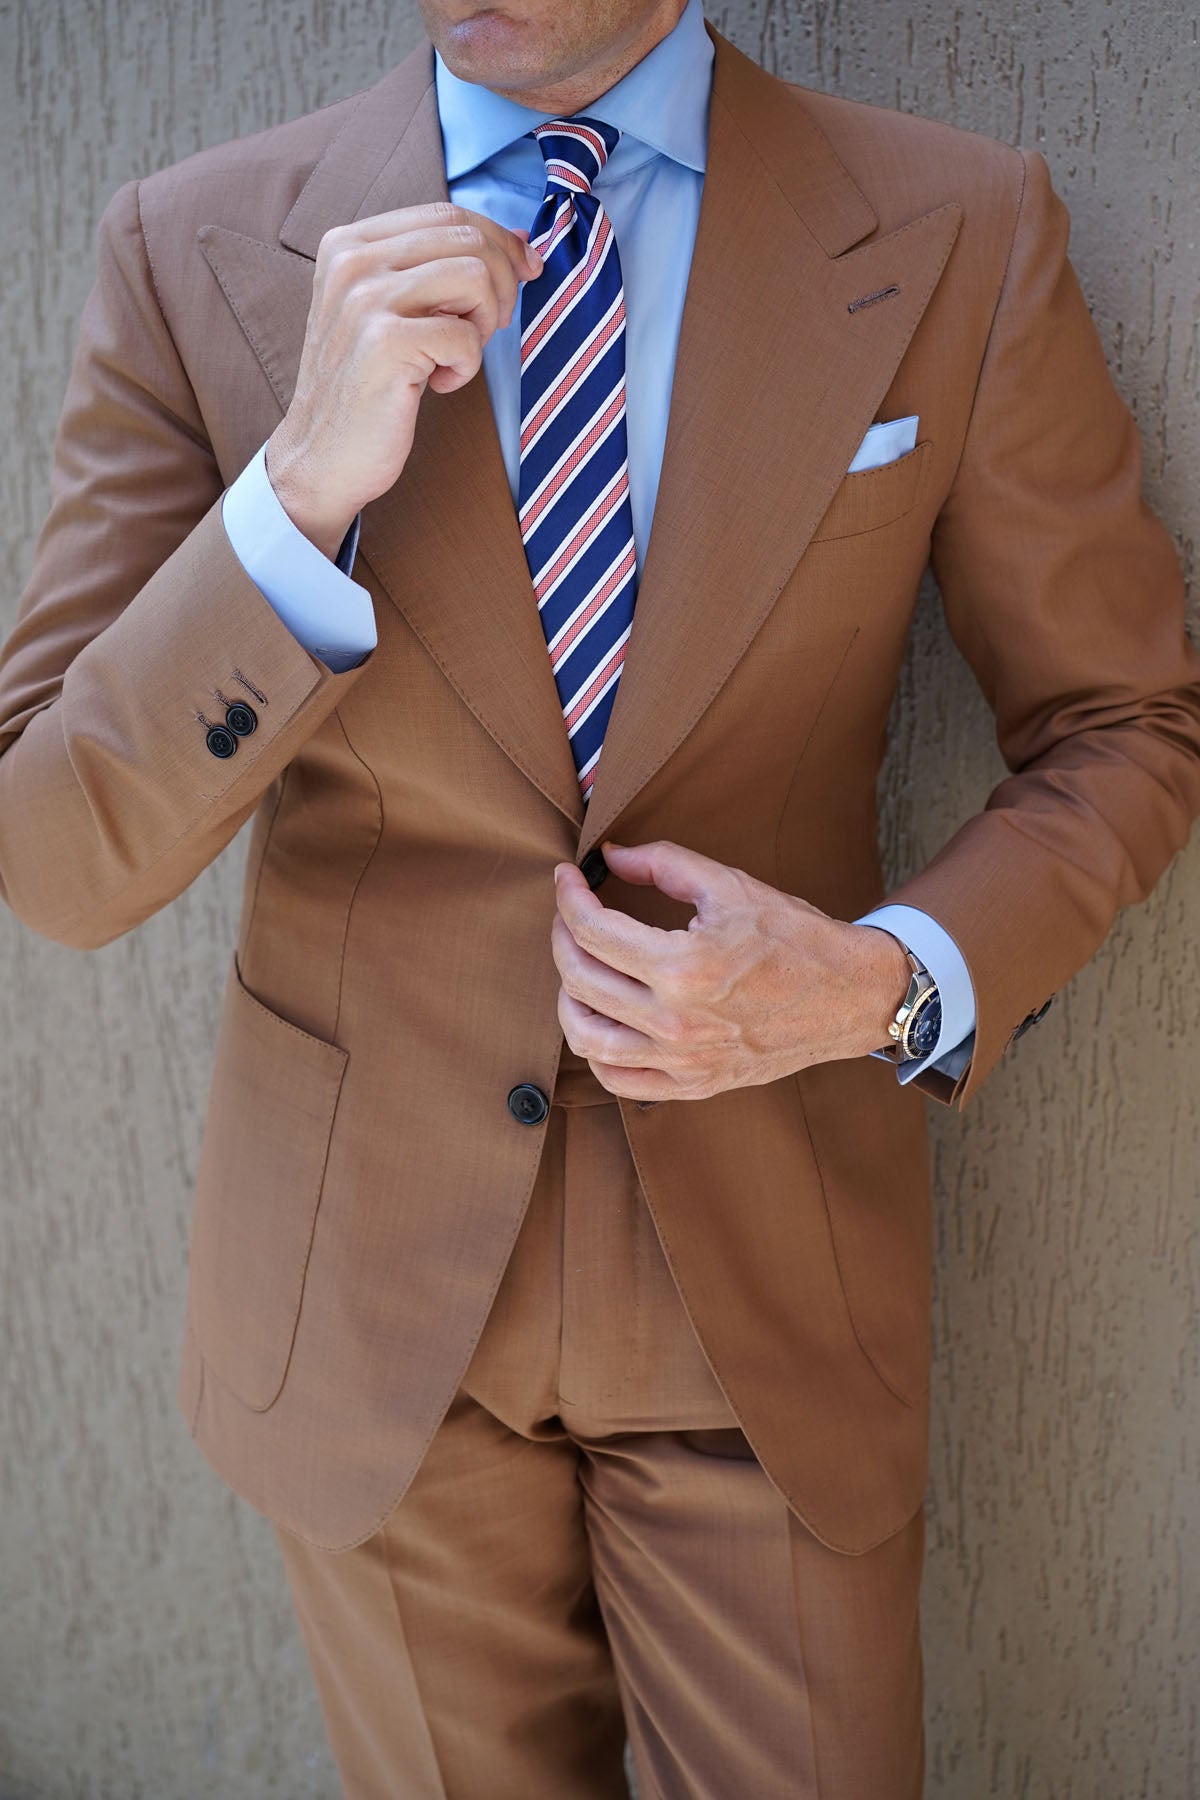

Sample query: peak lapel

[577,30,962,853]
[200,31,962,846]
[201,42,585,828]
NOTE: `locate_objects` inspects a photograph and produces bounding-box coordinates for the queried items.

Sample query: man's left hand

[551,839,913,1102]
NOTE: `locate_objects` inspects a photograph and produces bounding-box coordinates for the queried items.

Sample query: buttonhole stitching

[231,668,267,705]
[847,284,901,314]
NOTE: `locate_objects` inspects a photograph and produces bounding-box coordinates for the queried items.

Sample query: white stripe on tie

[518,115,636,804]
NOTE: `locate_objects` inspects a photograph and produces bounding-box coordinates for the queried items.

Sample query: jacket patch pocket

[811,440,932,543]
[186,955,348,1412]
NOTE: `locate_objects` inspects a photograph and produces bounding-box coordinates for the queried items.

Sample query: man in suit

[2,0,1198,1791]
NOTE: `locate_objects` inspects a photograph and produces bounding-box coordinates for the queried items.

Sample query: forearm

[0,178,377,948]
[0,498,363,948]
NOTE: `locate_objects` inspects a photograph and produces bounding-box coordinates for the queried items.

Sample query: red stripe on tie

[536,121,609,171]
[519,117,631,803]
[545,160,589,193]
[565,642,627,731]
[533,462,628,599]
[549,544,637,668]
[522,213,612,359]
[545,122,608,161]
[520,388,625,536]
[532,197,575,259]
[520,300,625,452]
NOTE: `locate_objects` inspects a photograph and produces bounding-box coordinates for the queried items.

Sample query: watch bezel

[899,982,942,1060]
[878,949,941,1064]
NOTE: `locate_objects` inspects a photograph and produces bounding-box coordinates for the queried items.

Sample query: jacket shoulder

[788,83,1027,232]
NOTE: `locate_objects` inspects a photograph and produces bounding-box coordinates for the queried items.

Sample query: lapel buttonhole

[847,284,902,315]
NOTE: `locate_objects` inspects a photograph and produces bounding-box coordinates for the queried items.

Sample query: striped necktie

[518,117,637,805]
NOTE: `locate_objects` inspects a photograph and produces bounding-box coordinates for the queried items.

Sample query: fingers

[551,851,749,1102]
[587,1060,679,1102]
[390,255,513,338]
[552,908,718,1078]
[556,988,657,1065]
[556,992,685,1102]
[320,205,542,304]
[553,863,684,983]
[317,208,545,349]
[599,839,738,915]
[323,202,536,266]
[550,911,661,1032]
[415,313,486,392]
[282,207,542,531]
[328,246,517,341]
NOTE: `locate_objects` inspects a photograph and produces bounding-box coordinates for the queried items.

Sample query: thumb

[600,839,732,917]
[511,225,543,275]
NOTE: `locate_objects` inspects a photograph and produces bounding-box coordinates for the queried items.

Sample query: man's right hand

[265,203,543,560]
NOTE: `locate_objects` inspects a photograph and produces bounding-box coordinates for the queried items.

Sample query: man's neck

[486,1,687,116]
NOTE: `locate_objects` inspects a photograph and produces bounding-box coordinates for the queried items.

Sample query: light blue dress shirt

[221,0,976,1084]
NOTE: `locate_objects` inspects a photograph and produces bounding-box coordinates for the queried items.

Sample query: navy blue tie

[518,117,637,804]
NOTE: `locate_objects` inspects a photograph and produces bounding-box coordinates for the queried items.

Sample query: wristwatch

[877,946,942,1064]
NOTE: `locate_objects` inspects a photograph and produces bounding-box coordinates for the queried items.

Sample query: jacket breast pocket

[811,440,932,543]
[186,955,349,1412]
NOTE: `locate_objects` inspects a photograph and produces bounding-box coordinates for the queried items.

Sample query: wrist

[265,429,355,563]
[851,925,914,1056]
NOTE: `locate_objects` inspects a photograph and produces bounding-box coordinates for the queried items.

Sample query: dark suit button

[507,1083,549,1125]
[226,702,258,737]
[205,725,238,759]
[580,847,609,891]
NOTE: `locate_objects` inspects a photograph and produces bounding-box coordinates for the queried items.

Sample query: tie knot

[531,116,621,196]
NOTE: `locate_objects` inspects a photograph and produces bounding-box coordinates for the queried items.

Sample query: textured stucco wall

[1,2,1197,1795]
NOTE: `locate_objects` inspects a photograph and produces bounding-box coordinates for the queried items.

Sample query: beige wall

[1,1,1196,1794]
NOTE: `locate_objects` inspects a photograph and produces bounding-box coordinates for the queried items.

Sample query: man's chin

[437,12,549,89]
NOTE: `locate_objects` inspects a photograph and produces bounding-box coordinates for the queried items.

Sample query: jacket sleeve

[883,149,1200,1108]
[0,177,371,950]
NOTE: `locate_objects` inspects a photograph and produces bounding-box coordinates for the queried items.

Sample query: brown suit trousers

[273,1052,925,1798]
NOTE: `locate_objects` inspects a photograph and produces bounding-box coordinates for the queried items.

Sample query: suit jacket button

[205,724,238,759]
[507,1083,549,1125]
[226,701,258,737]
[579,847,609,891]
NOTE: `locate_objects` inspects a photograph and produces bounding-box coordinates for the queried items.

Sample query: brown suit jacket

[2,26,1198,1554]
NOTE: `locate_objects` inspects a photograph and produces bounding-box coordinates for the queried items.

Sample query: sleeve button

[1012,997,1053,1041]
[225,702,258,737]
[205,725,238,759]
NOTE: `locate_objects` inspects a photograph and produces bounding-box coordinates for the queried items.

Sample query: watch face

[906,990,942,1059]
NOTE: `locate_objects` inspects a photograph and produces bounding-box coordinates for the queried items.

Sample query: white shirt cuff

[221,441,376,674]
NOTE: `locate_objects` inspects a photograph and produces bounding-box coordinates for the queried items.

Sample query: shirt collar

[434,0,712,182]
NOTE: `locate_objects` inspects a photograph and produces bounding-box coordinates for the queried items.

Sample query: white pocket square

[847,415,919,474]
